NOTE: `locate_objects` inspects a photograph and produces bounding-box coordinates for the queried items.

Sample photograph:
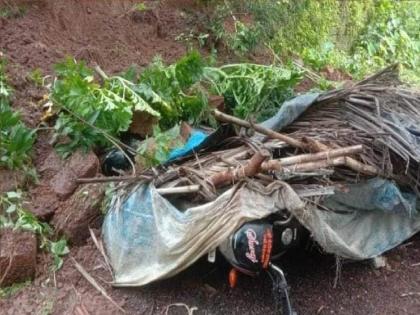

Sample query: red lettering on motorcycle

[245,229,259,263]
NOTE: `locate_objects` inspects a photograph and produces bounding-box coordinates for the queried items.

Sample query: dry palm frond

[286,64,420,192]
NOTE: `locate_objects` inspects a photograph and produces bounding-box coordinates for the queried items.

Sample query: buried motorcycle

[218,212,306,315]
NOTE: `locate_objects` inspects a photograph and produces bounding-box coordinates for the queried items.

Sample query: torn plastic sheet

[103,181,303,286]
[103,178,420,286]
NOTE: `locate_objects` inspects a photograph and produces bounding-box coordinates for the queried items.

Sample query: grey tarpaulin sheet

[291,178,420,260]
[103,182,303,286]
[259,93,319,130]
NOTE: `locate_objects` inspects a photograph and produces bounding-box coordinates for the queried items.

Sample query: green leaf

[6,204,16,213]
[50,239,70,256]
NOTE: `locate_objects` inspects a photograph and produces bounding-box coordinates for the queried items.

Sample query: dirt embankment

[0,0,187,75]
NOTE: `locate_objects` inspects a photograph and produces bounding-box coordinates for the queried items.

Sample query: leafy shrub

[205,63,301,121]
[349,0,419,77]
[51,58,159,156]
[201,0,419,83]
[0,59,35,170]
[139,51,209,128]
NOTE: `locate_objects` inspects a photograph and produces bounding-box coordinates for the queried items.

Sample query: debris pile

[101,64,420,289]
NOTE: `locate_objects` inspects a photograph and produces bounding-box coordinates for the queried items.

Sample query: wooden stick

[261,145,363,171]
[213,109,306,149]
[209,150,269,187]
[76,175,150,184]
[72,258,126,313]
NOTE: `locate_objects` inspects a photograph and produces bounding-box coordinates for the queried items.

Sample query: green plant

[139,51,209,128]
[134,2,148,12]
[0,59,36,170]
[51,58,160,157]
[349,0,419,78]
[0,281,30,299]
[227,20,260,56]
[204,63,301,121]
[0,4,26,18]
[28,68,44,86]
[0,191,69,271]
[51,51,304,157]
[204,2,262,56]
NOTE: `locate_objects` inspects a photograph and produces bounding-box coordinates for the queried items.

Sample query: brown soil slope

[0,0,187,74]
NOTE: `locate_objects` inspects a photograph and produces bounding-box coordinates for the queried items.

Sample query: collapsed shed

[102,65,420,286]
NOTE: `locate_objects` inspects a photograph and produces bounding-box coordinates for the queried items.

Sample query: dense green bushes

[200,0,419,81]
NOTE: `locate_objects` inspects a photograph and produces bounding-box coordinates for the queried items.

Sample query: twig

[401,292,420,297]
[213,109,380,176]
[0,253,14,286]
[283,157,346,172]
[89,228,113,276]
[94,64,109,81]
[157,185,200,195]
[71,257,126,313]
[164,303,198,315]
[76,175,149,184]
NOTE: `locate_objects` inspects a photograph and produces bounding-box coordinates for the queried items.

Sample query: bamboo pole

[301,137,379,175]
[261,145,363,171]
[283,157,346,172]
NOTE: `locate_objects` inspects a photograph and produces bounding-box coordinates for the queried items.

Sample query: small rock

[38,150,64,180]
[203,283,217,297]
[52,183,105,245]
[0,229,37,287]
[371,255,387,269]
[50,150,99,200]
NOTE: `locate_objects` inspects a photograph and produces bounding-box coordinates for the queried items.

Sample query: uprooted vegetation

[50,51,301,160]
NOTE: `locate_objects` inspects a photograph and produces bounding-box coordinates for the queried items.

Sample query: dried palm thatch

[285,64,420,193]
